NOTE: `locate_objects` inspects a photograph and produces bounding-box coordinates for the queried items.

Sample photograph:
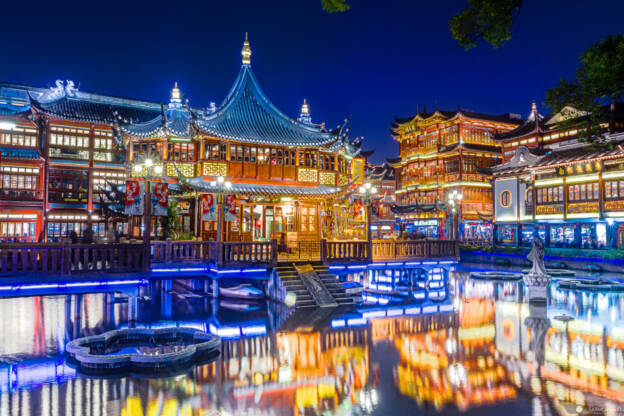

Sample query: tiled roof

[392,109,523,127]
[31,95,160,124]
[181,175,346,197]
[119,104,191,138]
[496,106,544,141]
[195,65,342,147]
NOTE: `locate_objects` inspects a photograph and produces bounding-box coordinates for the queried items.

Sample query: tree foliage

[321,0,522,50]
[449,0,522,50]
[321,0,350,13]
[545,34,624,147]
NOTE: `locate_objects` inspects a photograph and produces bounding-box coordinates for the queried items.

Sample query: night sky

[2,0,623,163]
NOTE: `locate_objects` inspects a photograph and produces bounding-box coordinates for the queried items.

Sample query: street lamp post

[133,157,162,271]
[446,189,463,240]
[359,181,378,262]
[208,175,232,243]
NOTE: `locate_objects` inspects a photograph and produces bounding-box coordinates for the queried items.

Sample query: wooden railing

[371,239,459,261]
[151,239,276,267]
[152,240,218,263]
[320,239,459,264]
[321,240,370,263]
[0,242,145,275]
[222,241,276,266]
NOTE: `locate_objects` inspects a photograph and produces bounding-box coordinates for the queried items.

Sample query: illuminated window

[500,190,512,207]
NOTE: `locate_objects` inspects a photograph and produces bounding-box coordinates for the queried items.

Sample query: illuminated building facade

[487,102,624,247]
[0,36,369,244]
[389,109,520,240]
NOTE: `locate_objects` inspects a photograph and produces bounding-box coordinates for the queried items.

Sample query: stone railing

[0,242,145,275]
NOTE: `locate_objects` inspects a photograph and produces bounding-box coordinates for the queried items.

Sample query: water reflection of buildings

[387,281,518,412]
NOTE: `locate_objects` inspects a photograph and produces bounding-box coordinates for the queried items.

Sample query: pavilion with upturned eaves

[120,35,371,246]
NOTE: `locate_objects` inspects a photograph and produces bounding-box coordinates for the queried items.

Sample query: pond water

[1,267,623,415]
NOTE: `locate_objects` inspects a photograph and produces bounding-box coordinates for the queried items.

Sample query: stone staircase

[274,262,353,309]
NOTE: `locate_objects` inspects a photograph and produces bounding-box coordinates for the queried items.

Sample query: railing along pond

[151,239,277,267]
[0,242,145,275]
[0,238,457,275]
[321,239,459,263]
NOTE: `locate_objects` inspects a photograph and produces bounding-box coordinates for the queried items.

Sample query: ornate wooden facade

[389,109,520,239]
[489,102,624,247]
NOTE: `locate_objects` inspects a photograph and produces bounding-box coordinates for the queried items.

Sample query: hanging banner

[201,194,217,221]
[153,183,168,217]
[351,157,365,185]
[224,195,237,222]
[372,199,381,218]
[124,180,144,215]
[353,198,363,219]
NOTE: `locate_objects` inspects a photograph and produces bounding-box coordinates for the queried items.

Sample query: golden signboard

[535,204,564,215]
[351,157,365,185]
[567,202,599,214]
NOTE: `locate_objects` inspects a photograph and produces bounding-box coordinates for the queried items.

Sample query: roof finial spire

[241,32,252,65]
[299,98,312,125]
[171,82,182,105]
[532,100,537,112]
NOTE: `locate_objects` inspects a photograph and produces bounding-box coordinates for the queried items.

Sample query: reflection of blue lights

[405,306,421,315]
[242,268,267,273]
[423,305,438,314]
[331,319,346,328]
[386,262,404,266]
[439,304,454,312]
[405,261,421,266]
[363,294,390,304]
[329,265,346,270]
[362,310,386,319]
[210,268,241,274]
[242,325,267,336]
[413,292,426,299]
[348,265,367,270]
[347,318,367,326]
[0,279,147,293]
[387,308,403,317]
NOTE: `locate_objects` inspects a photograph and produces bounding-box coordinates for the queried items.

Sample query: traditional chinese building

[0,36,368,246]
[487,102,624,248]
[366,162,397,239]
[389,109,521,240]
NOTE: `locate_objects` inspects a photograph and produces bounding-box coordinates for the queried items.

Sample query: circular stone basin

[557,279,624,292]
[66,327,220,373]
[469,272,524,281]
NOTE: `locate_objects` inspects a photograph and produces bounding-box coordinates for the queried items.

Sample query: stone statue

[527,236,548,276]
[524,236,551,301]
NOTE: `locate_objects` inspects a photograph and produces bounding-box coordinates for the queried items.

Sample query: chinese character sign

[224,195,237,222]
[153,183,168,216]
[202,194,217,221]
[351,157,365,185]
[353,198,363,219]
[124,181,144,215]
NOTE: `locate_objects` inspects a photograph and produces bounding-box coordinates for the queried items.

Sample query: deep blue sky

[2,0,623,163]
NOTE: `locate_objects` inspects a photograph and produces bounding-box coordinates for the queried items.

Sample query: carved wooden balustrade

[0,243,145,275]
[321,239,459,264]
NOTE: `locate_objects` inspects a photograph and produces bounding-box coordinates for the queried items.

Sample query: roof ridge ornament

[170,82,182,106]
[241,32,252,65]
[298,98,312,125]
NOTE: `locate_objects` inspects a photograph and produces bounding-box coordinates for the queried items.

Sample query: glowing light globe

[284,292,297,307]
